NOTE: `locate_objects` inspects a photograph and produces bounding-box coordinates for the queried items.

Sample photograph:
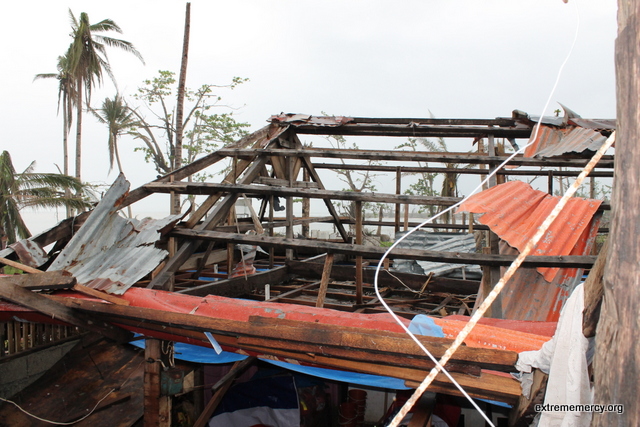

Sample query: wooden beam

[315,253,334,308]
[143,181,461,207]
[170,228,598,268]
[0,279,131,343]
[355,201,363,305]
[0,256,43,274]
[73,284,130,306]
[52,296,518,372]
[0,270,74,290]
[144,339,171,427]
[216,148,614,169]
[177,264,291,297]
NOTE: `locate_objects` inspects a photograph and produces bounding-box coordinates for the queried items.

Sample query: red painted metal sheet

[458,180,601,282]
[524,124,608,158]
[459,181,602,321]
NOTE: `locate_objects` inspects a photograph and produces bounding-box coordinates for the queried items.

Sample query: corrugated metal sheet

[524,124,609,158]
[392,231,482,278]
[7,240,48,268]
[47,175,183,295]
[458,180,602,282]
[270,113,354,127]
[568,118,616,130]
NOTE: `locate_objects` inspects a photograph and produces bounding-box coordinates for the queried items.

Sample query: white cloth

[515,284,593,427]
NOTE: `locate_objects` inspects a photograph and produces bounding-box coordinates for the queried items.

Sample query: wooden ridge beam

[170,228,598,268]
[144,181,462,206]
[215,148,615,169]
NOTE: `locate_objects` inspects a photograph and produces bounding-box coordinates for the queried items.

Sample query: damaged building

[0,108,617,426]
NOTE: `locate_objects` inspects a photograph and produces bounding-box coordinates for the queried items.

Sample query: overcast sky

[1,0,618,231]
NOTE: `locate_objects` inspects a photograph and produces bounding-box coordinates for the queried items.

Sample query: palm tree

[34,53,76,181]
[0,151,91,248]
[91,94,138,175]
[66,9,144,182]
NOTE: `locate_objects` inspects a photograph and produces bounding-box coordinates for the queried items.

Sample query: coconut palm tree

[66,9,144,182]
[91,94,138,175]
[34,53,76,181]
[0,151,92,248]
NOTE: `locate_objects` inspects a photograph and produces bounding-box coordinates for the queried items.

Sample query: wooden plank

[582,238,609,338]
[193,357,256,427]
[53,296,518,371]
[0,270,75,290]
[178,264,290,297]
[170,228,597,268]
[0,256,43,274]
[0,281,131,343]
[73,284,130,305]
[315,253,334,308]
[312,162,615,178]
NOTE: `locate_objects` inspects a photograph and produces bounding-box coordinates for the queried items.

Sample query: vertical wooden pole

[269,195,275,269]
[286,156,294,260]
[302,169,311,238]
[395,167,401,234]
[355,201,363,305]
[144,339,171,427]
[316,253,334,308]
[593,2,640,424]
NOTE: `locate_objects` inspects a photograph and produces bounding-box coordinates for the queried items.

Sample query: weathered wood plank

[0,270,75,290]
[315,253,334,308]
[177,264,291,297]
[170,228,597,268]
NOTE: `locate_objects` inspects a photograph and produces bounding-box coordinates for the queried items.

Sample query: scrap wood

[0,256,43,274]
[0,270,75,290]
[73,283,130,306]
[582,238,609,338]
[49,296,518,372]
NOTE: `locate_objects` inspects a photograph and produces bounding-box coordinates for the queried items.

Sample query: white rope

[374,2,583,425]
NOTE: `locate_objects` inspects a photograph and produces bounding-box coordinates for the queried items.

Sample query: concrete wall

[0,340,79,399]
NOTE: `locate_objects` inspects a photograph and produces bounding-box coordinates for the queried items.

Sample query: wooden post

[395,167,401,234]
[269,195,275,269]
[316,253,334,308]
[593,2,640,424]
[286,156,294,260]
[144,339,171,427]
[302,169,311,238]
[355,201,363,305]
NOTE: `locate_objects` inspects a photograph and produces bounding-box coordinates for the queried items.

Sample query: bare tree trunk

[592,2,640,425]
[172,2,191,215]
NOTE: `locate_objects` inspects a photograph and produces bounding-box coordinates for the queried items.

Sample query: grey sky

[1,0,617,230]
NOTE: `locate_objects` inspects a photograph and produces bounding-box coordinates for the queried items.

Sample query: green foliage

[130,70,250,177]
[0,151,92,246]
[91,94,139,172]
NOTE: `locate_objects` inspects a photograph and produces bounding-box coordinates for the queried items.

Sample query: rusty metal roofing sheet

[523,124,608,158]
[270,113,354,127]
[6,239,48,268]
[47,174,182,295]
[458,180,602,282]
